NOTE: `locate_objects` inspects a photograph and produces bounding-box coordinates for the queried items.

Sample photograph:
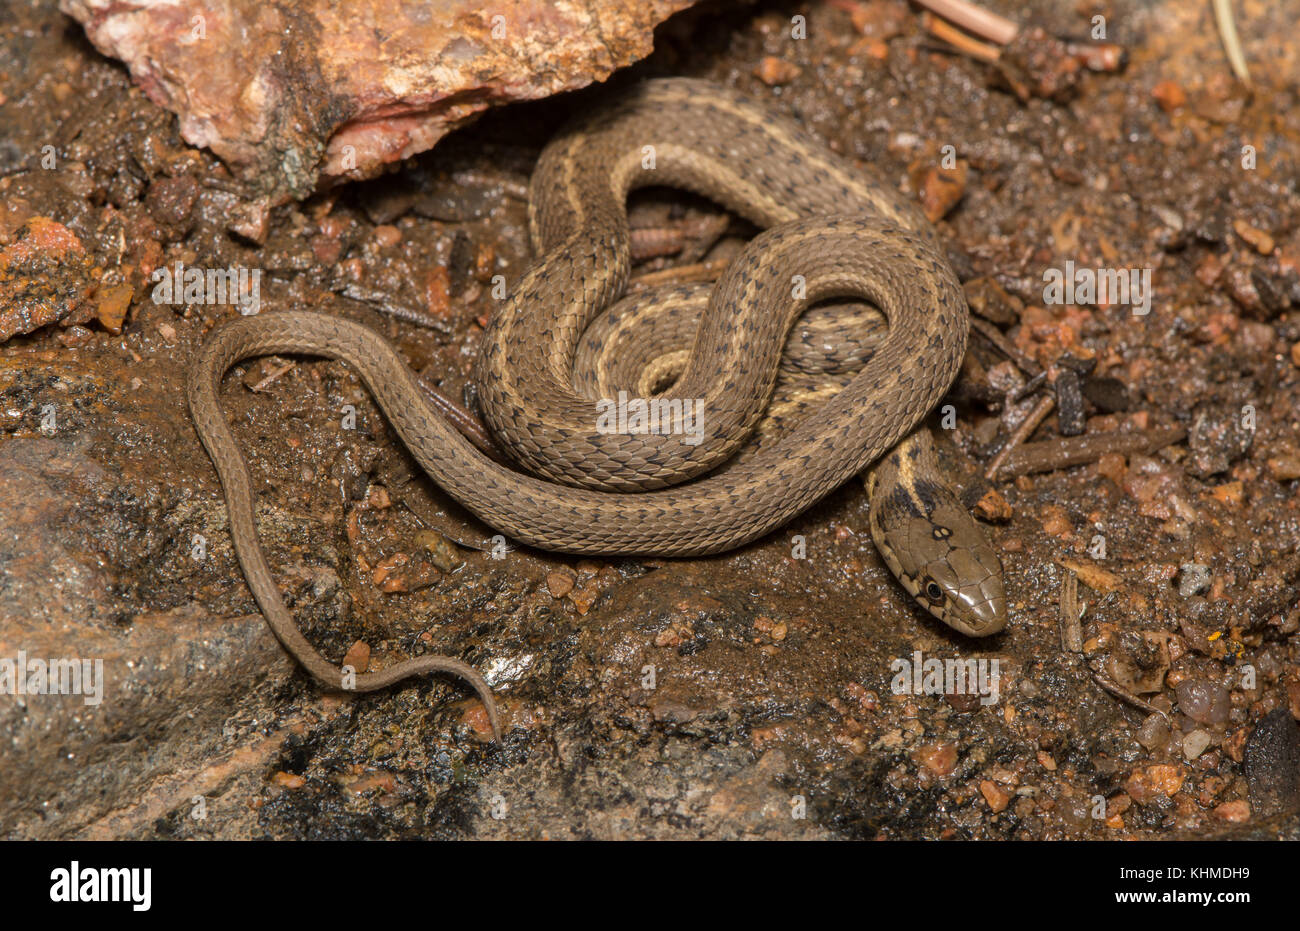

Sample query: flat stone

[61,0,697,202]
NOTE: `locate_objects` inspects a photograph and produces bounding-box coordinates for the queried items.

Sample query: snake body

[188,79,1006,741]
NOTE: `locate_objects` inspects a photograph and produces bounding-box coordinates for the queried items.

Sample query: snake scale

[189,79,1007,742]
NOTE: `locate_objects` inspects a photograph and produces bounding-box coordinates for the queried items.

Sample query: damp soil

[1,0,1299,839]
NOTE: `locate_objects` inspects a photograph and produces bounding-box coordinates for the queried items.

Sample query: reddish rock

[1125,764,1184,804]
[0,217,93,342]
[979,779,1011,812]
[62,0,697,201]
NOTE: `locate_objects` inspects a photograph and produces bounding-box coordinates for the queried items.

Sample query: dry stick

[969,316,1043,377]
[414,373,508,463]
[913,0,1020,45]
[994,424,1187,480]
[1058,570,1083,653]
[1090,672,1169,719]
[920,12,1003,63]
[1211,0,1252,86]
[985,393,1054,481]
[248,360,297,392]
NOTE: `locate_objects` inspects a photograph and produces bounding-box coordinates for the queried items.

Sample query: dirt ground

[1,0,1299,839]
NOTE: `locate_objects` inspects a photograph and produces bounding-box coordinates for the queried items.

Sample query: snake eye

[924,580,944,603]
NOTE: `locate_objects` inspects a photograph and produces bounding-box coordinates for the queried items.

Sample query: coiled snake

[189,79,1007,742]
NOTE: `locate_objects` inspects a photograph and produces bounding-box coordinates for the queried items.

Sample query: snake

[188,78,1007,743]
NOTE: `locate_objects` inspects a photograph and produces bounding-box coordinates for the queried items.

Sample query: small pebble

[342,640,370,674]
[546,569,575,598]
[754,57,801,85]
[1136,713,1170,750]
[1212,799,1251,822]
[915,741,958,777]
[1151,79,1187,112]
[1182,729,1212,760]
[1176,678,1230,724]
[979,779,1011,812]
[1125,764,1184,804]
[1176,563,1211,597]
[415,530,461,573]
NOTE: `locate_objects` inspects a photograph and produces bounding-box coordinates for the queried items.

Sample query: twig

[332,281,451,333]
[1091,672,1169,719]
[1211,0,1252,86]
[247,360,296,392]
[414,373,509,463]
[920,12,1002,63]
[993,424,1186,480]
[985,393,1054,481]
[1058,569,1083,653]
[913,0,1019,45]
[969,316,1042,377]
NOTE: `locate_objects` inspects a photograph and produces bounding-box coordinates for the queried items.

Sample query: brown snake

[188,79,1007,743]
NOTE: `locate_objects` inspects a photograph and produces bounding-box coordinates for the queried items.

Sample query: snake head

[867,451,1007,637]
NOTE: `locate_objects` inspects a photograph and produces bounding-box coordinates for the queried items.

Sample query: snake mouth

[946,583,1007,637]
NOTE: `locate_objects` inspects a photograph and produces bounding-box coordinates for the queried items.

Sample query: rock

[61,0,697,202]
[754,57,800,86]
[1054,368,1086,436]
[1106,631,1170,695]
[979,779,1011,812]
[1233,219,1275,256]
[1244,709,1300,817]
[342,640,371,674]
[1082,375,1131,413]
[415,530,461,573]
[93,282,133,335]
[545,569,575,599]
[848,0,909,40]
[1136,713,1170,750]
[1212,799,1250,822]
[1267,450,1300,482]
[1176,563,1211,597]
[1186,402,1254,479]
[913,159,967,223]
[1176,678,1230,725]
[0,217,94,342]
[1125,764,1184,804]
[974,487,1012,522]
[914,741,958,777]
[1151,79,1186,112]
[1182,729,1212,760]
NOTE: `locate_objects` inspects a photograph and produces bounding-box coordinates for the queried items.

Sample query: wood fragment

[914,0,1019,45]
[1211,0,1252,85]
[1057,558,1122,594]
[248,360,296,392]
[969,316,1042,377]
[920,12,1002,63]
[1059,569,1083,653]
[985,393,1054,481]
[415,373,508,463]
[994,424,1186,480]
[1091,672,1169,719]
